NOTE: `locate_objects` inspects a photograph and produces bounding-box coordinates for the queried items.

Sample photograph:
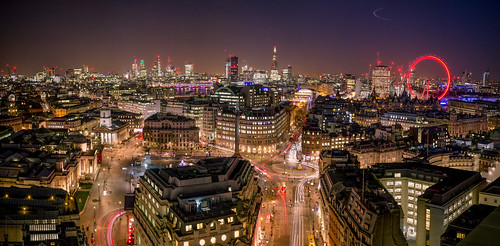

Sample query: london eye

[407,55,451,100]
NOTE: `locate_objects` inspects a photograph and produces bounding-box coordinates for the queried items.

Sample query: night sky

[1,0,499,80]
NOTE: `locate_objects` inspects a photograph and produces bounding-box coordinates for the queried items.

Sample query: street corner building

[133,156,262,245]
[318,162,408,246]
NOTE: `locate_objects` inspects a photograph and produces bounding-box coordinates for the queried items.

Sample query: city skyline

[1,0,499,79]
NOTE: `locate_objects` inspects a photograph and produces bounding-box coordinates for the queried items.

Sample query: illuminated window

[228,217,234,223]
[218,219,224,225]
[394,173,401,177]
[210,237,216,244]
[221,234,227,241]
[234,231,240,238]
[196,223,203,230]
[457,232,466,239]
[183,242,189,246]
[185,225,192,231]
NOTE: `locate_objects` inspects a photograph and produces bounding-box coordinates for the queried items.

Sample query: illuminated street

[79,134,143,245]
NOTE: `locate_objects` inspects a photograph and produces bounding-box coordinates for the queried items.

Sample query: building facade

[448,110,488,138]
[134,157,261,246]
[143,113,199,152]
[372,66,391,99]
[319,162,408,246]
[348,140,405,168]
[215,106,289,155]
[374,163,486,246]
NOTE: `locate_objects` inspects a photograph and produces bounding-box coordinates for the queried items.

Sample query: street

[79,134,143,246]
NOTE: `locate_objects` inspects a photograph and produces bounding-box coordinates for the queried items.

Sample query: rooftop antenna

[377,52,381,66]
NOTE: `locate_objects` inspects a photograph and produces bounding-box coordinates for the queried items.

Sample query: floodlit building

[319,162,408,246]
[143,113,199,153]
[93,108,130,145]
[373,163,487,245]
[134,157,261,246]
[216,106,289,154]
[372,66,391,99]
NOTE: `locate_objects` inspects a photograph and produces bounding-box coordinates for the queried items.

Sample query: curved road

[96,210,126,246]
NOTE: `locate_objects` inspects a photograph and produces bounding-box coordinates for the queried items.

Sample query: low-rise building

[118,99,161,119]
[440,204,496,246]
[143,113,199,152]
[380,111,431,131]
[0,115,23,132]
[347,140,405,168]
[0,186,83,245]
[448,110,488,138]
[478,176,500,206]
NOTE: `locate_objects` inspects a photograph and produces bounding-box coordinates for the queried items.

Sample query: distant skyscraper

[460,70,472,84]
[132,59,140,78]
[226,56,238,82]
[185,62,194,76]
[483,71,490,86]
[165,57,175,75]
[372,65,391,99]
[270,46,280,81]
[225,59,231,79]
[153,56,163,78]
[345,74,355,94]
[282,65,292,82]
[139,59,147,77]
[242,65,254,82]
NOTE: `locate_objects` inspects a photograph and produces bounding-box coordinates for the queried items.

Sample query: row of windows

[185,217,234,232]
[30,233,58,241]
[180,231,239,246]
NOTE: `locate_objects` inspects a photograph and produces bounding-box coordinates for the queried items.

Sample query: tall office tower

[372,65,391,99]
[483,71,490,86]
[165,57,175,75]
[154,55,163,78]
[282,65,292,82]
[226,56,238,82]
[185,62,194,76]
[132,59,140,77]
[270,46,280,81]
[460,70,472,84]
[241,65,254,82]
[225,59,231,79]
[345,74,356,94]
[139,59,147,77]
[271,46,278,70]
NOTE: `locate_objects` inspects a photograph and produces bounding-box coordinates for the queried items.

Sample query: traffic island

[75,190,90,212]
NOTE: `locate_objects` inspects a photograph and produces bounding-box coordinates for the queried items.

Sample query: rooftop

[481,176,500,195]
[456,206,500,246]
[373,162,485,206]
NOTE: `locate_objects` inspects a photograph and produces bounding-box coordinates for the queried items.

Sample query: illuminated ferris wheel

[407,55,451,100]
